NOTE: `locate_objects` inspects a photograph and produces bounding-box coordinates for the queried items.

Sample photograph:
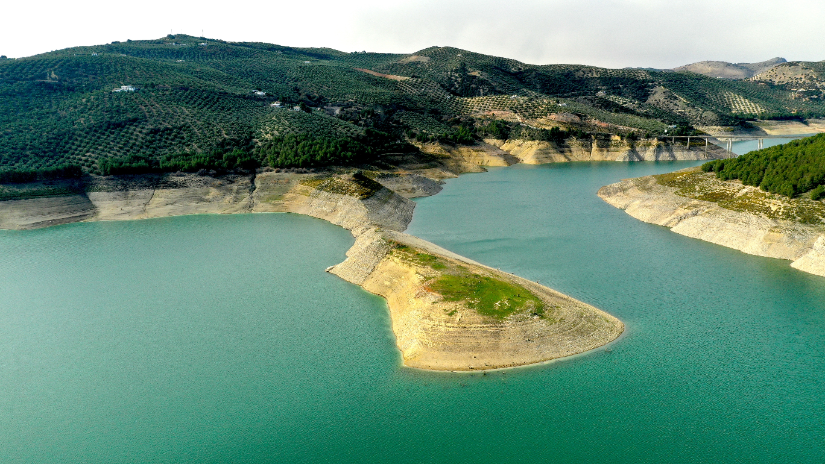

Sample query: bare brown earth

[598,168,825,277]
[353,68,409,81]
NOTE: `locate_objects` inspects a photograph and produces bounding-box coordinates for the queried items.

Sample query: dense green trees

[477,120,511,139]
[259,134,365,167]
[259,129,412,168]
[0,164,82,183]
[476,120,586,142]
[98,150,260,175]
[702,134,825,198]
[96,128,414,174]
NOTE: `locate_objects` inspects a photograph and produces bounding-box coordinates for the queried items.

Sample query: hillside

[752,61,825,104]
[673,57,786,79]
[1,35,824,176]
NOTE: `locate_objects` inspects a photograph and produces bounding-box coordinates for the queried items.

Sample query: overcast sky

[3,0,824,68]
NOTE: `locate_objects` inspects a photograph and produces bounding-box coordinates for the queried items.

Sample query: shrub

[811,185,825,201]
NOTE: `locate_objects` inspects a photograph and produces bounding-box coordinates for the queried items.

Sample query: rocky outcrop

[598,170,825,277]
[369,173,443,199]
[282,181,416,236]
[0,172,306,230]
[487,138,731,164]
[88,174,257,220]
[791,236,825,276]
[416,141,519,171]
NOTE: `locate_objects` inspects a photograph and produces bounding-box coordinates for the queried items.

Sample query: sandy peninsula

[284,173,623,371]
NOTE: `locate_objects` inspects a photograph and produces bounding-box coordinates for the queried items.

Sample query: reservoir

[2,145,824,462]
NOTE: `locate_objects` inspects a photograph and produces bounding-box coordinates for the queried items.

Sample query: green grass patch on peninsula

[390,242,545,319]
[430,273,545,319]
[390,244,448,270]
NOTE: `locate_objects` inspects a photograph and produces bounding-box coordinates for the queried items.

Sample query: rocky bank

[598,168,825,277]
[486,137,731,163]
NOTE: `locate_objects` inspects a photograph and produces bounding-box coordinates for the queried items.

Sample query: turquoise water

[2,152,825,462]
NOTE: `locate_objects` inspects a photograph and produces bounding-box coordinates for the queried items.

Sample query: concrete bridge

[663,134,811,156]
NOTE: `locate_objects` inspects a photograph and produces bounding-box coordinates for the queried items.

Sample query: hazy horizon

[4,0,824,68]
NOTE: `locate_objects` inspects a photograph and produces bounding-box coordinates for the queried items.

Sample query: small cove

[2,145,825,462]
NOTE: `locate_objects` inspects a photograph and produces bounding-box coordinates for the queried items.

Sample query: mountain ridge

[673,57,787,79]
[1,35,824,176]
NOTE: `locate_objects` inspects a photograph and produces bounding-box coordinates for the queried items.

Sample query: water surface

[405,159,825,464]
[2,153,824,463]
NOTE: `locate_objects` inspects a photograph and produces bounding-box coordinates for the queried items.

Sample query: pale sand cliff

[485,137,730,164]
[598,168,825,277]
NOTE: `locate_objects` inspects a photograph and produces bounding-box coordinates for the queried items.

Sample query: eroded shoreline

[2,145,691,371]
[1,138,735,369]
[598,167,825,277]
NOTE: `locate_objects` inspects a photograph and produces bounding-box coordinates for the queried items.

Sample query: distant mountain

[1,37,824,175]
[673,58,787,79]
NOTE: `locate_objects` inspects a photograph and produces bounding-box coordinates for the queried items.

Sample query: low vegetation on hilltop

[655,169,825,224]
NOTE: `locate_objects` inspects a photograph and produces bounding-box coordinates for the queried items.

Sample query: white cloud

[2,0,823,68]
